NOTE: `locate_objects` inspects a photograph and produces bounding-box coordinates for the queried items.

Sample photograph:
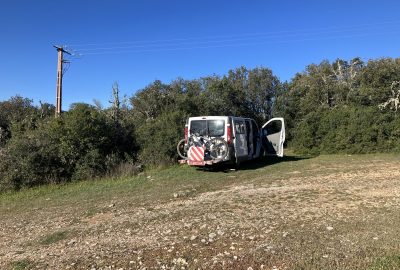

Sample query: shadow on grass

[197,154,312,173]
[240,155,311,170]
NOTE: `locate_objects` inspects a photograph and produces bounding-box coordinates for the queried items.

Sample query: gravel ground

[1,156,400,269]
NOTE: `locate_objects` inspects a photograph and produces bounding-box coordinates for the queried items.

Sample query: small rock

[373,237,379,240]
[190,235,197,241]
[233,255,238,260]
[209,233,217,239]
[248,267,253,270]
[174,257,188,266]
[326,226,334,231]
[67,239,76,246]
[108,203,115,208]
[173,193,178,198]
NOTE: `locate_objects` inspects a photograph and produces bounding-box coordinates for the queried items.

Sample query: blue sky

[1,0,400,109]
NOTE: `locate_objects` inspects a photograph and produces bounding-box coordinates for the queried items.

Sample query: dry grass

[1,153,400,269]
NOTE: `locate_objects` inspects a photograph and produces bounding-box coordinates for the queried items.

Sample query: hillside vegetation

[1,58,400,191]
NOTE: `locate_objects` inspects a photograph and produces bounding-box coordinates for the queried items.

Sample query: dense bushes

[280,58,400,154]
[1,59,400,191]
[135,110,187,165]
[0,126,64,190]
[0,102,136,191]
[291,106,400,155]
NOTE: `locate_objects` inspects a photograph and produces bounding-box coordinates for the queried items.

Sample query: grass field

[1,153,400,269]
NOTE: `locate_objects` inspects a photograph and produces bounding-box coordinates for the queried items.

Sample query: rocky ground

[1,155,400,269]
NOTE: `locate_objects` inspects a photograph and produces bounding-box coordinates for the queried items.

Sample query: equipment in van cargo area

[177,116,285,166]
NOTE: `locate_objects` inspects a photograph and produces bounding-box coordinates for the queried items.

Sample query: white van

[177,116,285,166]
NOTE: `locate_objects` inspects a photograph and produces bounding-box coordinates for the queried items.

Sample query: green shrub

[136,110,187,166]
[0,103,137,191]
[0,124,66,191]
[291,106,400,155]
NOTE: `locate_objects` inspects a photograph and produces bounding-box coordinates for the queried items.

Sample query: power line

[74,26,392,52]
[67,19,400,49]
[78,30,400,56]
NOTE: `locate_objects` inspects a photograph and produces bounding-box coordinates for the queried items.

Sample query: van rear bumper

[179,159,225,166]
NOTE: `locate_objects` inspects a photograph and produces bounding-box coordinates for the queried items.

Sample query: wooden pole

[55,47,63,117]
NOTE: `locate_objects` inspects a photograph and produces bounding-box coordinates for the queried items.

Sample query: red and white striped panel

[188,146,205,162]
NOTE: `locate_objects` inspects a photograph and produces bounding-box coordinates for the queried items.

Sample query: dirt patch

[1,155,400,269]
[83,212,114,225]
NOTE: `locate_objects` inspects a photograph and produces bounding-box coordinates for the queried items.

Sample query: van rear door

[233,118,248,161]
[261,118,285,157]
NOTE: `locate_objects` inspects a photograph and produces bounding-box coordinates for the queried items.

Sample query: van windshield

[190,120,225,137]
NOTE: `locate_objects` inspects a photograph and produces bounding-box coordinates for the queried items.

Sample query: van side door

[233,118,248,161]
[261,118,285,157]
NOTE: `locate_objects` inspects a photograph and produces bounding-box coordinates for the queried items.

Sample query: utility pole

[53,45,71,117]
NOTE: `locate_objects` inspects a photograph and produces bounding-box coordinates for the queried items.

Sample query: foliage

[0,101,136,191]
[0,123,65,191]
[135,110,187,166]
[2,59,400,191]
[281,57,400,154]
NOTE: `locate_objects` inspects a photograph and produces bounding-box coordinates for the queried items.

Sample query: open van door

[261,118,285,157]
[233,118,248,163]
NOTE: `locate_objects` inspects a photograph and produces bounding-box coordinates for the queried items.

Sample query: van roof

[188,116,229,120]
[188,116,254,121]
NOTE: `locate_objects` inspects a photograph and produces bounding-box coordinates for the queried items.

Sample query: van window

[234,120,246,134]
[265,120,282,135]
[189,119,225,137]
[190,120,207,136]
[208,120,225,137]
